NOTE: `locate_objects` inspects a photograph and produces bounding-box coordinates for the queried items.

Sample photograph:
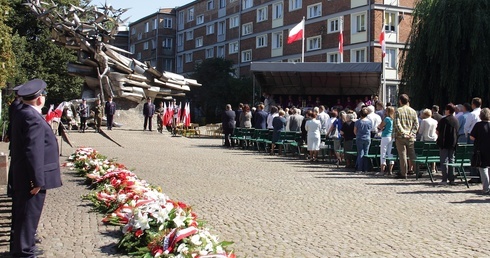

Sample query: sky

[105,0,194,23]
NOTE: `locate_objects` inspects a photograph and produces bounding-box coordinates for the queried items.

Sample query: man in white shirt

[464,97,482,143]
[317,105,330,134]
[367,105,382,138]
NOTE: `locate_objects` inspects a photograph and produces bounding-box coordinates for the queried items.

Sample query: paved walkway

[0,129,489,257]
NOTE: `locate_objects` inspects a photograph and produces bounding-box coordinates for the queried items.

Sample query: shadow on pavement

[450,198,490,204]
[397,189,482,195]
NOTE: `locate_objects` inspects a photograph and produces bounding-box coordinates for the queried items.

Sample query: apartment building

[129,8,176,73]
[173,0,415,99]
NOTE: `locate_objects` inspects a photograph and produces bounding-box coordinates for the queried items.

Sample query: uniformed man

[91,99,103,132]
[104,96,116,130]
[10,79,62,257]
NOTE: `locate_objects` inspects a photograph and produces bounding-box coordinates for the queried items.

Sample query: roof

[250,62,382,96]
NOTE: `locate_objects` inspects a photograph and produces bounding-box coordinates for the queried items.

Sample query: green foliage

[6,0,84,104]
[0,0,16,88]
[191,58,253,123]
[400,0,490,108]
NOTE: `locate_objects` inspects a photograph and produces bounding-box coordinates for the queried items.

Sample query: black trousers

[11,190,46,257]
[223,127,234,147]
[106,115,114,129]
[144,116,153,131]
[80,117,87,131]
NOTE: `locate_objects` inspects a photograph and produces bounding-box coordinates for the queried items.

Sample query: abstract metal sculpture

[24,0,200,103]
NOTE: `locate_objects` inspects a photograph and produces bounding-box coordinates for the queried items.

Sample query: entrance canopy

[250,62,382,96]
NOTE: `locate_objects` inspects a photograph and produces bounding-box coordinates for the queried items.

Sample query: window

[217,45,225,58]
[242,23,253,35]
[386,48,396,68]
[353,48,366,62]
[153,19,157,30]
[218,21,226,35]
[328,53,339,63]
[242,0,253,9]
[256,34,267,48]
[197,15,204,25]
[355,13,366,32]
[137,32,142,40]
[187,7,194,22]
[229,41,238,54]
[185,53,193,63]
[145,22,149,32]
[163,59,173,71]
[130,44,135,53]
[272,31,283,49]
[328,18,339,33]
[257,7,268,22]
[143,41,149,50]
[288,58,301,62]
[151,39,156,49]
[162,38,173,49]
[241,49,252,62]
[229,16,239,28]
[137,52,141,60]
[219,0,226,8]
[289,0,302,11]
[195,37,203,48]
[207,0,214,10]
[307,36,321,51]
[307,3,321,19]
[131,27,136,35]
[207,24,215,35]
[186,30,194,40]
[164,18,172,28]
[273,2,283,19]
[177,33,184,46]
[385,12,396,32]
[206,48,214,58]
[177,55,183,69]
[178,11,184,25]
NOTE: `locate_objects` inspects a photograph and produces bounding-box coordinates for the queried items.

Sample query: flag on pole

[177,102,182,124]
[46,102,64,123]
[287,19,304,44]
[380,30,386,58]
[338,16,344,60]
[184,102,191,127]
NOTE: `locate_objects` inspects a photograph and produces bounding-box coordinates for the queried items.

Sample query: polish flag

[46,102,64,123]
[338,27,343,55]
[184,102,191,127]
[380,30,386,58]
[287,20,304,44]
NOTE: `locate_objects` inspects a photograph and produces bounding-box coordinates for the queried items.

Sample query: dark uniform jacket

[11,104,62,191]
[105,101,116,115]
[143,102,156,117]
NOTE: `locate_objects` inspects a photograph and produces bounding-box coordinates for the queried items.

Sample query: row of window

[131,18,174,35]
[176,46,397,68]
[129,38,174,53]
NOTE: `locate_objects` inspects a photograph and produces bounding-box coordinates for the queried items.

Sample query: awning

[250,62,382,96]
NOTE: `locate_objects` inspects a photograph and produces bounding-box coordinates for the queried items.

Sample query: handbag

[329,123,340,139]
[471,150,482,167]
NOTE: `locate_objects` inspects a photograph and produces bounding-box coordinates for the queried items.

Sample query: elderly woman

[305,111,322,161]
[341,112,356,168]
[419,108,438,142]
[470,108,490,194]
[354,108,372,173]
[239,104,252,128]
[436,104,459,185]
[270,110,287,155]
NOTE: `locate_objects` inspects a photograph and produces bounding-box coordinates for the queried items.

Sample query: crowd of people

[222,94,490,195]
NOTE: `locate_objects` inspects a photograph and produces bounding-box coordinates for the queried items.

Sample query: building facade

[129,8,176,73]
[128,0,415,101]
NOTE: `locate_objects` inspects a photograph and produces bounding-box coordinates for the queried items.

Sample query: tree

[400,0,490,108]
[0,0,15,89]
[190,58,253,123]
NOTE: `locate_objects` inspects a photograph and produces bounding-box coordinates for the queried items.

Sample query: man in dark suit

[235,103,243,128]
[254,104,268,129]
[10,79,62,257]
[6,84,24,197]
[143,97,155,131]
[222,104,236,147]
[105,96,116,130]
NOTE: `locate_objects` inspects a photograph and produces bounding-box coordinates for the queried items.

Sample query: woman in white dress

[305,111,322,161]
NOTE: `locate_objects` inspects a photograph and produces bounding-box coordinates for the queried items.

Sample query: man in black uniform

[143,97,155,131]
[10,79,62,257]
[104,96,116,130]
[6,84,24,197]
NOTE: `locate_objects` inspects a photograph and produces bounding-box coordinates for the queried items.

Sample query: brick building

[130,0,415,103]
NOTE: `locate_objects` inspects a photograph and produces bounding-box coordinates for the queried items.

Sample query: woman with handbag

[327,110,343,166]
[470,107,490,194]
[436,104,459,185]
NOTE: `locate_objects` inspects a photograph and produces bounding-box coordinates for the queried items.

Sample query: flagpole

[339,16,343,63]
[301,16,305,63]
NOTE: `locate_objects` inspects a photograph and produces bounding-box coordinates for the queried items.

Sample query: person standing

[377,106,395,176]
[470,108,490,194]
[222,104,236,147]
[289,108,304,132]
[464,97,482,143]
[143,97,155,131]
[394,94,419,179]
[457,103,471,143]
[254,104,268,129]
[235,103,243,128]
[156,101,165,133]
[91,99,103,133]
[271,110,287,155]
[77,98,89,133]
[317,105,330,134]
[239,104,252,128]
[104,96,116,130]
[436,104,459,185]
[418,109,438,142]
[5,84,24,197]
[10,79,62,257]
[431,105,443,122]
[305,111,322,161]
[354,108,373,173]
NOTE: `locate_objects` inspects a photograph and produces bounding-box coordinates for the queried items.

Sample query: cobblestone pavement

[0,128,489,257]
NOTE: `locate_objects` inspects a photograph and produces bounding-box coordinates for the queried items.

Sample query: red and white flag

[380,30,386,58]
[184,102,191,127]
[287,19,304,44]
[338,20,343,56]
[46,102,64,123]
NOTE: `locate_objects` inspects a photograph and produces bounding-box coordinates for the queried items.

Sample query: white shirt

[267,113,278,129]
[317,111,330,133]
[367,112,382,134]
[419,117,438,141]
[464,107,481,135]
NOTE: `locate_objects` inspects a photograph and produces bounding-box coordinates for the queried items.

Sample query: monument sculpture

[25,0,200,103]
